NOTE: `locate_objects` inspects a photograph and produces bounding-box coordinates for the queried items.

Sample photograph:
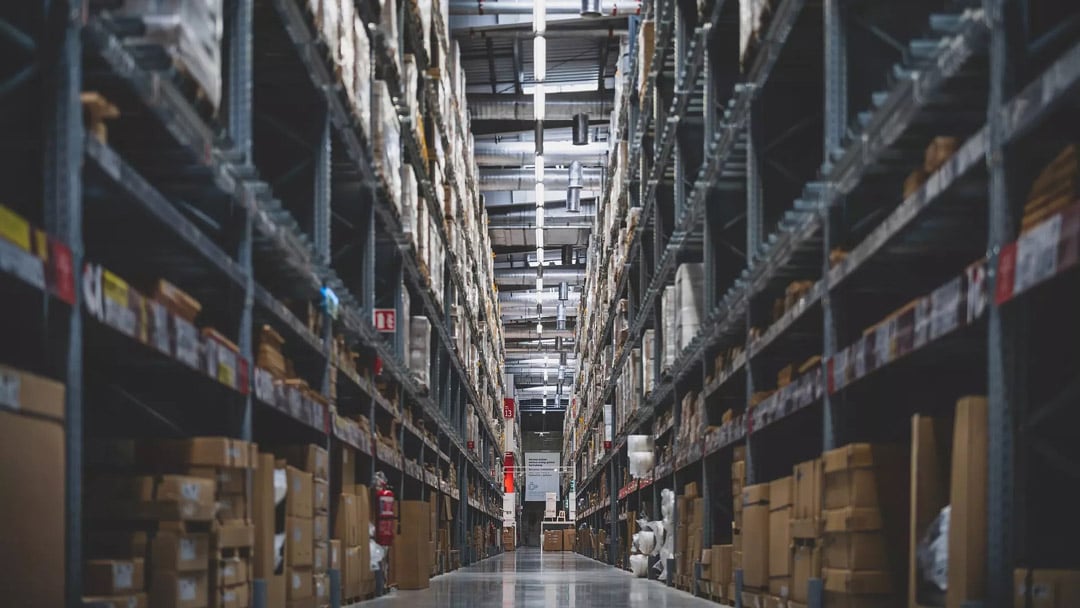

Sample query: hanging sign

[503,398,515,419]
[373,308,396,332]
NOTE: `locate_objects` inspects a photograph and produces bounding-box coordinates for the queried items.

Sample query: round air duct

[581,0,602,17]
[566,161,583,212]
[572,113,589,145]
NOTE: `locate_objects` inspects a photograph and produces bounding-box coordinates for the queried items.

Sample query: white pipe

[480,167,603,191]
[450,1,641,15]
[474,141,609,166]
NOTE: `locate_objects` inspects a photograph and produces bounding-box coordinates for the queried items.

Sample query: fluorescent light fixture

[535,182,545,201]
[536,322,544,335]
[535,228,544,249]
[535,157,544,181]
[533,0,546,33]
[536,207,544,227]
[535,277,543,292]
[536,247,544,263]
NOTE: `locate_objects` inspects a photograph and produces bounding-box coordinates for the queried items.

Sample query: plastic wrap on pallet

[409,316,431,389]
[740,0,770,65]
[378,0,400,74]
[642,329,656,394]
[351,13,372,137]
[404,54,420,121]
[114,0,224,110]
[661,286,677,370]
[675,263,704,352]
[402,163,418,236]
[373,80,402,207]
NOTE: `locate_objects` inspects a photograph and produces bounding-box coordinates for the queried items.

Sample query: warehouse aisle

[367,548,722,607]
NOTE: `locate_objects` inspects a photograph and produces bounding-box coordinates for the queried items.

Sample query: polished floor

[367,548,725,607]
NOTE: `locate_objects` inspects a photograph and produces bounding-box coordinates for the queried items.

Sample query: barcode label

[1014,214,1061,295]
[180,538,196,561]
[179,577,197,601]
[0,371,21,411]
[113,562,134,590]
[181,482,200,501]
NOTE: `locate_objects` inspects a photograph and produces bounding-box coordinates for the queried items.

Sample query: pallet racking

[565,1,1080,606]
[0,0,508,603]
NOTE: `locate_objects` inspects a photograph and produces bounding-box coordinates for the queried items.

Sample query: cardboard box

[314,514,329,542]
[344,546,362,598]
[212,521,254,550]
[563,528,576,550]
[85,559,146,595]
[908,414,952,607]
[1014,569,1080,608]
[947,396,988,608]
[314,573,329,605]
[543,530,564,551]
[281,445,330,482]
[218,582,248,608]
[149,568,208,608]
[823,507,883,533]
[147,437,246,468]
[151,531,209,572]
[712,544,733,587]
[314,542,329,573]
[330,540,341,571]
[743,483,771,588]
[823,593,896,608]
[217,493,248,522]
[334,494,361,545]
[287,517,314,567]
[791,544,821,603]
[792,458,824,536]
[287,567,313,599]
[217,557,246,587]
[314,479,330,514]
[822,532,888,571]
[768,477,793,595]
[81,594,148,608]
[822,568,893,595]
[253,454,275,579]
[339,446,357,489]
[286,466,314,518]
[395,501,431,590]
[823,444,905,509]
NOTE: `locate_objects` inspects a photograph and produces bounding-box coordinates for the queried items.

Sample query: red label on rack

[467,440,475,450]
[50,239,75,304]
[237,358,250,395]
[603,441,612,450]
[373,308,396,332]
[995,242,1017,304]
[503,398,515,419]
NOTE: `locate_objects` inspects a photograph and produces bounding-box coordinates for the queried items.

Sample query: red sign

[604,440,612,450]
[373,308,396,332]
[467,440,475,451]
[503,398,515,419]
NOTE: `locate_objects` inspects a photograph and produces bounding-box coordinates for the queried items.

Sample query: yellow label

[34,229,49,260]
[0,205,31,251]
[102,269,129,305]
[217,362,235,386]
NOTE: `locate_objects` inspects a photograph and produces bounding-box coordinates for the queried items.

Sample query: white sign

[524,452,560,502]
[503,493,516,527]
[545,492,557,518]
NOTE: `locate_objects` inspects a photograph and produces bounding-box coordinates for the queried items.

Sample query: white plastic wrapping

[675,263,704,351]
[917,505,950,592]
[630,553,649,577]
[370,524,386,569]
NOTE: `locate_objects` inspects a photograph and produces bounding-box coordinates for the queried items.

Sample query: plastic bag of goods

[635,530,656,555]
[630,554,649,578]
[917,506,950,594]
[370,524,386,570]
[628,451,655,479]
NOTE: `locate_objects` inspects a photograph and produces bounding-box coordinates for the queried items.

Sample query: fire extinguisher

[375,471,396,547]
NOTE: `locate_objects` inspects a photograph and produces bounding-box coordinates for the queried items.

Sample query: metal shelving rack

[566,1,1080,606]
[0,1,508,604]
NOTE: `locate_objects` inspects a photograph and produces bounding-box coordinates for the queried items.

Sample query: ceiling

[451,3,631,431]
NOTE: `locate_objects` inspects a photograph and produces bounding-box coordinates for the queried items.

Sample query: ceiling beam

[485,38,498,94]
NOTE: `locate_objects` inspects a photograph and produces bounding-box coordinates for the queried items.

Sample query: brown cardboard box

[791,544,821,603]
[212,521,254,550]
[253,453,286,607]
[823,444,905,510]
[334,494,361,546]
[314,573,329,605]
[151,531,209,572]
[85,559,146,595]
[792,458,824,537]
[344,546,362,598]
[330,540,341,571]
[822,532,888,571]
[823,507,883,533]
[86,530,149,560]
[218,583,248,608]
[217,557,246,587]
[692,497,706,528]
[743,483,771,589]
[286,466,314,518]
[217,493,248,522]
[543,530,564,551]
[1013,569,1080,608]
[908,414,952,607]
[147,437,240,468]
[286,517,315,567]
[314,479,330,514]
[314,542,329,573]
[282,444,329,482]
[825,467,881,510]
[685,481,700,498]
[395,501,431,590]
[339,446,357,489]
[82,594,148,608]
[769,477,793,596]
[183,466,248,496]
[947,396,988,608]
[314,515,329,542]
[563,528,576,550]
[712,545,733,587]
[823,567,893,594]
[150,568,209,608]
[287,567,313,599]
[824,593,897,608]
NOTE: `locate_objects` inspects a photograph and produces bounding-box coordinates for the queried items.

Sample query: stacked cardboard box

[821,444,908,608]
[390,501,431,590]
[333,487,372,601]
[742,482,771,595]
[276,445,330,608]
[0,365,67,607]
[768,476,794,601]
[710,544,734,604]
[543,529,564,551]
[790,457,824,607]
[732,445,747,593]
[1021,144,1079,233]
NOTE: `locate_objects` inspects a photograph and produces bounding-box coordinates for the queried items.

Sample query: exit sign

[373,309,396,332]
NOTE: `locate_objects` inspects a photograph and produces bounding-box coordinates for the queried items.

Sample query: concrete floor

[366,548,724,607]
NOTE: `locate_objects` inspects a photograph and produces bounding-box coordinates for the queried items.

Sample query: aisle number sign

[373,308,396,332]
[503,398,515,419]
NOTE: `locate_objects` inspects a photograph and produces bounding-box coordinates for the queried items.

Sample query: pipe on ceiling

[474,141,609,166]
[503,328,576,339]
[495,267,586,286]
[479,167,603,191]
[468,93,612,122]
[449,1,641,15]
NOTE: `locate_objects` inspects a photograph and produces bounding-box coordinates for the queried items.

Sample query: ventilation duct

[581,0,602,16]
[449,0,640,15]
[494,267,586,287]
[467,93,612,122]
[556,302,567,330]
[562,246,576,265]
[566,161,584,212]
[572,113,589,145]
[559,282,569,300]
[474,141,608,166]
[479,167,603,191]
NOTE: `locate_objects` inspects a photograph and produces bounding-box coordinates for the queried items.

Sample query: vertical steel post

[362,197,376,314]
[315,110,332,266]
[822,0,848,452]
[746,102,763,263]
[43,2,84,604]
[238,192,255,443]
[227,0,253,166]
[985,1,1024,604]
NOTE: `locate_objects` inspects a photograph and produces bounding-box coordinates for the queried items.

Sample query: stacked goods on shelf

[821,443,909,608]
[675,264,704,352]
[676,391,706,454]
[741,481,771,598]
[1,365,66,607]
[790,457,825,607]
[110,0,224,110]
[731,446,747,598]
[372,79,402,211]
[409,316,432,390]
[662,285,678,370]
[1020,144,1078,234]
[642,329,656,395]
[903,137,961,198]
[389,501,431,590]
[637,19,655,98]
[84,438,258,608]
[333,487,373,600]
[679,483,705,587]
[277,444,331,606]
[1013,570,1080,608]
